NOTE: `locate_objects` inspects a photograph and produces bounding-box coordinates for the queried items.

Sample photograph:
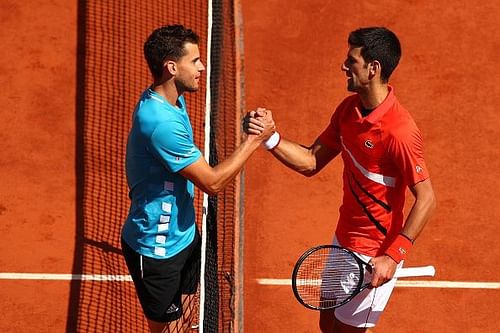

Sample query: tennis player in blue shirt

[121,24,275,333]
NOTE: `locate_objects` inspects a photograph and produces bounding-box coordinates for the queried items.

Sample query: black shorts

[121,229,201,322]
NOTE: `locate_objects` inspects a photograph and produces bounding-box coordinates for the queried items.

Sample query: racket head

[291,245,366,310]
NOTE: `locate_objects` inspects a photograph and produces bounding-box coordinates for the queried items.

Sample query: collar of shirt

[147,88,185,110]
[356,86,396,124]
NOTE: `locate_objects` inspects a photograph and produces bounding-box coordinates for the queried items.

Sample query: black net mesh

[72,0,239,331]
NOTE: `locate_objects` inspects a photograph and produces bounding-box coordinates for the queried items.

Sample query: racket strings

[295,247,363,308]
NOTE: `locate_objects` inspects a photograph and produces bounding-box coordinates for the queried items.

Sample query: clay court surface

[0,0,499,332]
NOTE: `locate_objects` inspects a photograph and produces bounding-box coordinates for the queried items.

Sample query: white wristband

[263,131,281,150]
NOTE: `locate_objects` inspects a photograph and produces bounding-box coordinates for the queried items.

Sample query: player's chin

[185,85,199,92]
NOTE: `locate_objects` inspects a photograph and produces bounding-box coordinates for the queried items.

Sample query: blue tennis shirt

[122,88,202,259]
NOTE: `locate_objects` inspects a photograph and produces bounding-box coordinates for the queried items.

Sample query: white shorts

[332,238,403,328]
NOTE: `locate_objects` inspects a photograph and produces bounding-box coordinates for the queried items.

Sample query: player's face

[341,46,370,93]
[175,42,205,92]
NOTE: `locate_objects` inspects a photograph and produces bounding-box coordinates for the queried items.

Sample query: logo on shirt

[364,139,374,149]
[416,165,423,173]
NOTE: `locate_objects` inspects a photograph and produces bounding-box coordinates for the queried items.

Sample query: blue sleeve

[149,121,202,173]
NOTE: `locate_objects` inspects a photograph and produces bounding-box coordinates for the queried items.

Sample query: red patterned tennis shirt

[318,87,430,257]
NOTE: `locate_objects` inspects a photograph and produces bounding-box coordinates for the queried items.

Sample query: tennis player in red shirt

[246,27,436,332]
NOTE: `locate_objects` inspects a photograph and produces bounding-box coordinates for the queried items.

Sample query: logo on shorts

[415,165,423,173]
[364,139,374,149]
[398,247,407,255]
[166,303,180,314]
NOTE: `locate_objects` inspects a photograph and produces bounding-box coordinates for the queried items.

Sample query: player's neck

[152,80,181,107]
[359,84,389,110]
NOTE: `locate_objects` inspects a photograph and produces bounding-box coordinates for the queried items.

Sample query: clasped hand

[243,107,276,141]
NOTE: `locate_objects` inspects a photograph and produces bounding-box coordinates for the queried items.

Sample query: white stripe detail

[0,273,132,281]
[150,95,164,104]
[155,235,166,244]
[255,278,500,289]
[140,255,144,279]
[341,137,396,187]
[154,247,166,257]
[162,202,172,213]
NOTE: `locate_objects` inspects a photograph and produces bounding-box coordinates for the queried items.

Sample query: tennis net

[72,0,241,331]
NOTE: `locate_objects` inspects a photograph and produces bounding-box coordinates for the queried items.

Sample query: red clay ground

[241,0,500,332]
[0,0,77,331]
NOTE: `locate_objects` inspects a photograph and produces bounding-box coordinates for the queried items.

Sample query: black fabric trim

[347,176,387,236]
[350,171,392,212]
[399,232,415,244]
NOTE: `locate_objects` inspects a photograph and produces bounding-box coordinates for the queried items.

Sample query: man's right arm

[178,108,274,195]
[268,137,339,177]
[244,110,340,177]
[179,134,266,195]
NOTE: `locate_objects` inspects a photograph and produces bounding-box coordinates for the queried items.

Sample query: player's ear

[368,61,380,79]
[165,60,177,75]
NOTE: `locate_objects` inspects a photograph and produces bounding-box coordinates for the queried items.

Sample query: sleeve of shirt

[149,121,202,173]
[386,122,430,187]
[317,105,343,153]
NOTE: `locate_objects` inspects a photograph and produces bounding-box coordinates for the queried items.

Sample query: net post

[233,0,245,331]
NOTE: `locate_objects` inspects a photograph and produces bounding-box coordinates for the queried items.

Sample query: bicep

[409,178,435,202]
[408,178,437,223]
[403,178,436,239]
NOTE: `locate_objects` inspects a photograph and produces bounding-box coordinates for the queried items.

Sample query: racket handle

[394,265,435,278]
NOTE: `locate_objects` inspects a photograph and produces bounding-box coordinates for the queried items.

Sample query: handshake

[243,108,281,150]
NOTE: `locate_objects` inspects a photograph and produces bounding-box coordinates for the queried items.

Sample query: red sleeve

[317,105,343,153]
[386,121,430,186]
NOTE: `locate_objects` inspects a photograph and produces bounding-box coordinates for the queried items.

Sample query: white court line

[1,273,499,289]
[0,273,132,281]
[256,278,500,289]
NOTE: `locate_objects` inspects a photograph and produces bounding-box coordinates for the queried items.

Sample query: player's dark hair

[144,24,200,79]
[348,27,401,83]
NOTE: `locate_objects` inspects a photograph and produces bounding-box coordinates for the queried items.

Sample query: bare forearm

[270,138,318,176]
[243,110,338,176]
[182,107,276,195]
[180,135,262,196]
[402,196,436,241]
[208,137,261,192]
[371,180,436,287]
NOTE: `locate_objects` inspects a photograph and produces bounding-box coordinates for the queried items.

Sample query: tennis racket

[291,245,435,310]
